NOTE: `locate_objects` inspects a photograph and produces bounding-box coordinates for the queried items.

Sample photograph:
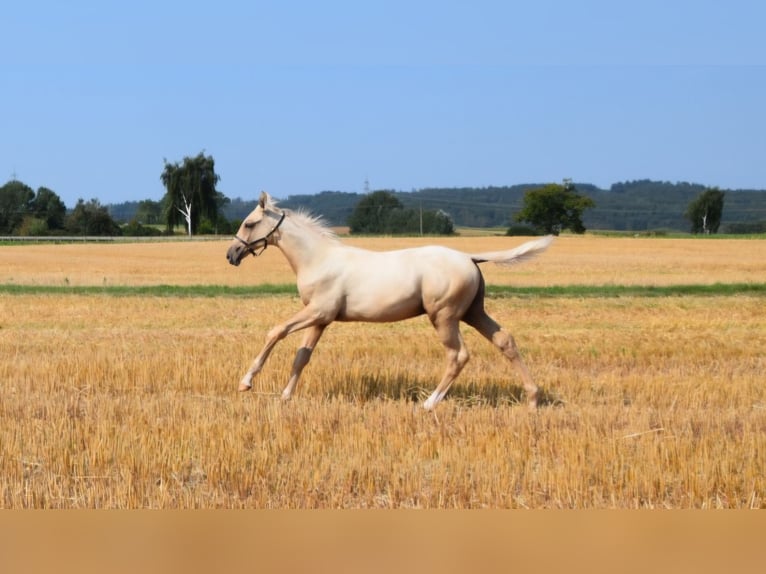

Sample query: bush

[122,219,163,237]
[197,216,236,235]
[65,199,122,236]
[16,216,50,236]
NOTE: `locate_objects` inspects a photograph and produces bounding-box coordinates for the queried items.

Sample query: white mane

[267,197,337,241]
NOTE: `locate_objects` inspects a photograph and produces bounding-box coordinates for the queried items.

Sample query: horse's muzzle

[226,244,244,266]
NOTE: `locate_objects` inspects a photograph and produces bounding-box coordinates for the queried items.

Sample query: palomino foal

[226,192,552,411]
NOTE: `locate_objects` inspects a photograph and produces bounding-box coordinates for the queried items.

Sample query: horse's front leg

[238,307,325,392]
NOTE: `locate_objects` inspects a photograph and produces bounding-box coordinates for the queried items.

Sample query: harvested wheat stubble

[1,291,764,508]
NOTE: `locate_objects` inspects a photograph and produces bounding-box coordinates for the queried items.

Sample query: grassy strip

[1,282,764,298]
[0,283,298,297]
[486,282,766,298]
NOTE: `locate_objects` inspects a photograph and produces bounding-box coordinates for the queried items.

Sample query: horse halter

[234,211,286,257]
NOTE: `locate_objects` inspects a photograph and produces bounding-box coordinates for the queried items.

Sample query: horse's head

[226,191,286,266]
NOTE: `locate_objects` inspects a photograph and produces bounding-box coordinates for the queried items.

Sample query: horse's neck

[274,216,333,275]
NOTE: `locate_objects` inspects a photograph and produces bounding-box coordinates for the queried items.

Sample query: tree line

[344,183,593,236]
[0,152,463,238]
[346,190,455,235]
[0,153,237,238]
[0,180,124,236]
[3,151,764,237]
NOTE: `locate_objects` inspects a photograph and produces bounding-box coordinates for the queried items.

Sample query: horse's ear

[259,191,269,208]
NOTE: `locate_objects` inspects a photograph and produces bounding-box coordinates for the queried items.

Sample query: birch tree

[685,187,725,234]
[160,152,221,236]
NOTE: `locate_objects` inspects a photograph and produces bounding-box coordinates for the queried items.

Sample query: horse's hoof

[238,383,252,392]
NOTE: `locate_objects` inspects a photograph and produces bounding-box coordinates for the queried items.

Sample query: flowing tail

[470,235,554,266]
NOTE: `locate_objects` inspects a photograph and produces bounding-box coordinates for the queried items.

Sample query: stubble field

[1,235,764,508]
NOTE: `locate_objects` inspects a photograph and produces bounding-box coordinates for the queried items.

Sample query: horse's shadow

[322,373,562,408]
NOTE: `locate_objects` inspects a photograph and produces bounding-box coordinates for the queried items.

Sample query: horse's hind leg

[423,316,470,411]
[463,309,539,410]
[281,324,325,401]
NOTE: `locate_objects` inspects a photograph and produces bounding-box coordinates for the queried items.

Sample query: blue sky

[2,1,765,207]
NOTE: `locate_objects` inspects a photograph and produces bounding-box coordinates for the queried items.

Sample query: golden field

[1,235,765,508]
[1,234,764,287]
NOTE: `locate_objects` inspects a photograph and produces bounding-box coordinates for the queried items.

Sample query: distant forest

[108,180,766,233]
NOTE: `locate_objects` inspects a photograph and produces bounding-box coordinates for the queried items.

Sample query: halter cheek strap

[234,211,286,257]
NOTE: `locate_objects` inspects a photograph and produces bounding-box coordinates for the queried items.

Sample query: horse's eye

[244,221,255,230]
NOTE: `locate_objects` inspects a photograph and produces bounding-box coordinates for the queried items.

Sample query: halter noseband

[234,211,286,257]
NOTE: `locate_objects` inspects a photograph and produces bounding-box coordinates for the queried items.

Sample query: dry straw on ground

[1,235,763,287]
[1,235,764,508]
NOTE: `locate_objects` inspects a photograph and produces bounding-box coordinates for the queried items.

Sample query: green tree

[30,186,66,231]
[0,180,35,234]
[65,199,122,236]
[160,152,221,236]
[685,187,725,234]
[347,190,403,233]
[514,182,595,235]
[135,199,162,225]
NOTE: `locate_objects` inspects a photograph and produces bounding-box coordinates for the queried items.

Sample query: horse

[226,191,553,411]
